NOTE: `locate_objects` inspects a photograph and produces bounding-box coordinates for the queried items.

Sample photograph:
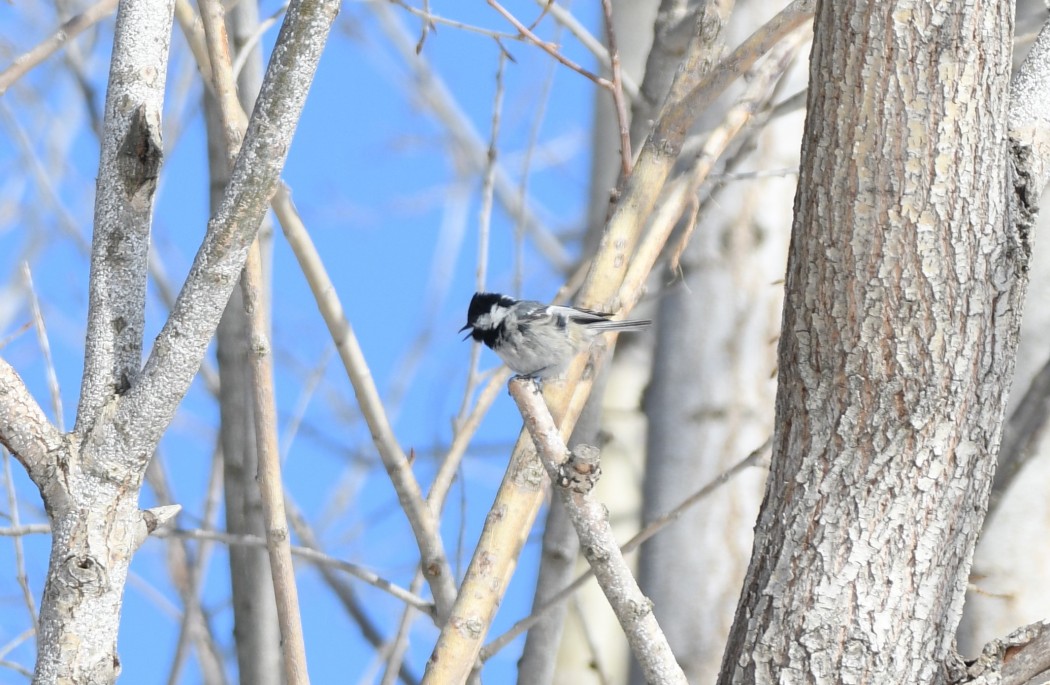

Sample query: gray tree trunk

[209,1,284,682]
[718,0,1028,682]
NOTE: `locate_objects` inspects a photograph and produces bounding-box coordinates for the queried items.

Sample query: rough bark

[718,0,1021,683]
[959,12,1050,656]
[0,0,340,681]
[75,0,172,436]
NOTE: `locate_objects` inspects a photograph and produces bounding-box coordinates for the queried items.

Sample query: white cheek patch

[485,304,509,325]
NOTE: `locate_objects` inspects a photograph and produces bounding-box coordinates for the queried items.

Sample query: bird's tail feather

[586,319,651,332]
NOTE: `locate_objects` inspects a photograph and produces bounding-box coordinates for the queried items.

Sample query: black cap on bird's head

[460,292,515,341]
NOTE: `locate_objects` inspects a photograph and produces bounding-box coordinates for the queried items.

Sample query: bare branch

[620,31,808,312]
[109,0,341,473]
[242,243,311,682]
[197,0,310,675]
[600,0,632,177]
[509,378,687,685]
[22,264,64,432]
[2,450,37,628]
[0,522,434,615]
[273,186,457,620]
[529,0,639,99]
[488,0,610,88]
[76,0,174,435]
[0,0,119,96]
[679,0,814,117]
[990,355,1050,518]
[0,358,64,489]
[480,437,769,661]
[959,621,1050,685]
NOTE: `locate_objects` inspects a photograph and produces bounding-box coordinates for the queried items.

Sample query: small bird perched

[460,292,651,379]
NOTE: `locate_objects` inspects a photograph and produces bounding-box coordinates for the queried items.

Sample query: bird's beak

[459,324,472,341]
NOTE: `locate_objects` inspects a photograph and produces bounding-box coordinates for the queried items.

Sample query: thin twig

[2,450,37,628]
[488,0,611,90]
[279,345,333,463]
[286,499,423,685]
[430,370,509,511]
[415,0,433,53]
[0,627,35,661]
[0,0,119,96]
[379,573,426,685]
[157,448,227,685]
[169,527,434,614]
[529,0,639,99]
[477,51,503,297]
[272,185,457,620]
[453,49,505,419]
[600,0,632,176]
[231,2,289,80]
[22,264,63,431]
[0,521,434,614]
[386,0,517,42]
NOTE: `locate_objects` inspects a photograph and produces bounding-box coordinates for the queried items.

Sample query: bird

[460,291,651,379]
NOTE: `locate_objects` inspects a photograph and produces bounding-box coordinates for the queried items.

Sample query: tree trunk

[719,0,1020,682]
[208,1,284,681]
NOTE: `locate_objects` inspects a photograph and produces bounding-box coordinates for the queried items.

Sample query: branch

[1009,18,1050,191]
[600,0,632,176]
[103,0,340,475]
[0,0,119,96]
[273,186,457,620]
[488,0,609,88]
[197,0,309,677]
[957,621,1050,684]
[508,379,687,685]
[989,354,1050,518]
[620,30,808,311]
[423,3,737,680]
[679,0,814,117]
[75,0,174,436]
[0,358,64,491]
[480,438,770,661]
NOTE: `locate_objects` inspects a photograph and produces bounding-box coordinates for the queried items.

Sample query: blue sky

[0,0,609,682]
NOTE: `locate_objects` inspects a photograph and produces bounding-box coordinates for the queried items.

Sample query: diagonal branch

[100,0,341,477]
[423,3,738,682]
[509,378,687,685]
[273,186,457,619]
[0,358,63,491]
[0,0,119,97]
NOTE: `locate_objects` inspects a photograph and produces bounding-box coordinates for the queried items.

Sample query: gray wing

[546,304,651,331]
